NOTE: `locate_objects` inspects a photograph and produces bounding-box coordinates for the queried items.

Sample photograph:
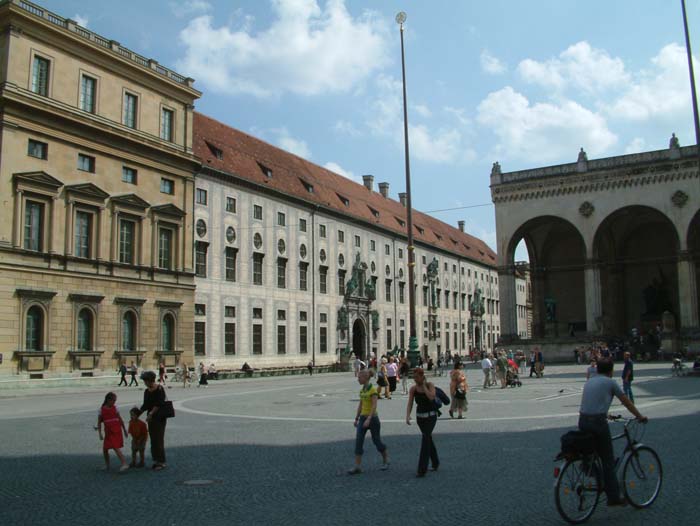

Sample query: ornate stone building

[492,138,700,357]
[0,0,200,377]
[192,113,499,367]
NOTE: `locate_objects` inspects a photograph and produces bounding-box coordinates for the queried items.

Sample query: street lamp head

[395,11,407,25]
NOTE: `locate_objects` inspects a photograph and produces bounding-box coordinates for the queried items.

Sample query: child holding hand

[97,392,129,472]
[128,407,148,467]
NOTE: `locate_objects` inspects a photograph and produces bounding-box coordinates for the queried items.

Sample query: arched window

[162,313,175,351]
[122,311,136,351]
[77,308,93,351]
[25,306,43,351]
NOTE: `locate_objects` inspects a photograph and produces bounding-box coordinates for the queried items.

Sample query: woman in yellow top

[348,369,389,474]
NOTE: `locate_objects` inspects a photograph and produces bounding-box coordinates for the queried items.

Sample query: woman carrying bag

[405,368,439,477]
[139,370,173,471]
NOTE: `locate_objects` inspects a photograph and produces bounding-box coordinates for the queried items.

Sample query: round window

[385,265,391,276]
[226,226,236,243]
[320,249,327,263]
[338,253,345,267]
[371,261,376,274]
[300,244,307,259]
[196,219,207,238]
[253,233,263,249]
[278,239,286,255]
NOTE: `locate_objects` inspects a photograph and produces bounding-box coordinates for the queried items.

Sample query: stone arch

[24,303,46,351]
[506,216,587,338]
[593,205,680,336]
[76,306,96,351]
[352,317,367,361]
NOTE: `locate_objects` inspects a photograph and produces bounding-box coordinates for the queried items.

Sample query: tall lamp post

[396,12,419,366]
[681,0,700,157]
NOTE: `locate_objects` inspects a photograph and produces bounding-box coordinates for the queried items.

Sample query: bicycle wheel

[555,457,601,524]
[623,446,662,508]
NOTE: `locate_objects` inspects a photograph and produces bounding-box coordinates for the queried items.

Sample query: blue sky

[38,0,700,259]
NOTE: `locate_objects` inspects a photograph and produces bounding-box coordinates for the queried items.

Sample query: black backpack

[560,430,595,455]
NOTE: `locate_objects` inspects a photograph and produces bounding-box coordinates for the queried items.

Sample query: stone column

[497,265,518,340]
[110,210,118,262]
[530,269,546,338]
[13,190,23,248]
[678,251,699,330]
[64,200,74,256]
[584,259,603,333]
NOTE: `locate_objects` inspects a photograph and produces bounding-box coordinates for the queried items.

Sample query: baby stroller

[506,368,522,387]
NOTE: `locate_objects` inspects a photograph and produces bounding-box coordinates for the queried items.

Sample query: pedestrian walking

[481,355,492,389]
[307,361,314,375]
[198,362,208,387]
[622,351,634,402]
[117,362,128,387]
[97,392,129,472]
[348,369,389,474]
[158,362,167,386]
[448,362,468,419]
[535,348,544,378]
[139,371,169,471]
[399,358,409,395]
[181,362,191,388]
[529,351,536,377]
[386,356,398,397]
[127,407,147,468]
[128,361,139,387]
[406,368,439,477]
[377,358,390,399]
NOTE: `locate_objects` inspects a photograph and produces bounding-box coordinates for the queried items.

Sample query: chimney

[458,221,465,232]
[398,192,407,207]
[362,174,374,191]
[378,182,389,198]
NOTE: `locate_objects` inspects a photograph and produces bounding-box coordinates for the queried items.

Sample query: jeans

[622,381,634,403]
[354,416,386,456]
[578,414,620,502]
[416,415,439,474]
[148,418,167,464]
[129,374,138,386]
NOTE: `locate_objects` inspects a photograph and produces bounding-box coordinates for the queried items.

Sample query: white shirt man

[481,357,492,389]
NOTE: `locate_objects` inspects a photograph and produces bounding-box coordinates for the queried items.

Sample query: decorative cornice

[68,293,105,303]
[16,288,57,300]
[155,300,183,308]
[114,297,147,306]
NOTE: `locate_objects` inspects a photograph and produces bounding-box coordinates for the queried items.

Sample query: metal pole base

[407,336,420,368]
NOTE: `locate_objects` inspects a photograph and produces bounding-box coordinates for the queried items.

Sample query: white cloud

[273,128,312,159]
[517,41,629,94]
[606,43,693,121]
[624,137,647,154]
[333,120,361,137]
[170,0,212,18]
[176,0,389,97]
[73,14,89,27]
[480,50,506,75]
[444,106,471,127]
[412,104,432,118]
[323,161,360,182]
[476,86,617,163]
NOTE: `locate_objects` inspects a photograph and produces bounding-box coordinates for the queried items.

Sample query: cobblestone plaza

[1,363,698,525]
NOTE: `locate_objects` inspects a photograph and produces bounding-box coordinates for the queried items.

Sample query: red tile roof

[193,112,497,268]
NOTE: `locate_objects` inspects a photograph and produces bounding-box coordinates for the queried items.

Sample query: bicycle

[670,359,687,377]
[553,416,662,524]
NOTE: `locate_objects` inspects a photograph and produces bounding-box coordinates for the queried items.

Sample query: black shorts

[377,377,387,387]
[388,377,397,392]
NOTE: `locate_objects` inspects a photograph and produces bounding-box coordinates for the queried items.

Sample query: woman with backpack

[449,362,468,419]
[405,368,439,477]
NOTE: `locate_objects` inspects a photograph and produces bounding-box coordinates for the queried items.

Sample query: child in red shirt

[97,392,128,472]
[128,407,148,468]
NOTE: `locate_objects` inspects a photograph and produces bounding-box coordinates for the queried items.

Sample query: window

[385,279,392,302]
[399,283,405,304]
[225,247,237,282]
[320,313,327,323]
[453,292,458,310]
[224,306,236,318]
[277,258,287,288]
[77,308,93,351]
[77,154,95,173]
[258,162,273,178]
[319,266,327,294]
[31,55,50,96]
[25,306,43,350]
[423,286,428,307]
[74,211,92,258]
[299,311,308,322]
[277,212,286,226]
[206,141,223,160]
[338,270,346,296]
[196,188,208,205]
[122,167,137,184]
[319,224,326,238]
[195,242,207,277]
[194,321,206,355]
[252,323,263,354]
[299,262,308,291]
[118,219,135,264]
[253,308,263,319]
[370,240,376,252]
[386,328,392,350]
[355,235,361,248]
[225,323,236,355]
[277,324,286,354]
[299,218,307,232]
[253,253,264,285]
[161,314,175,351]
[226,197,236,213]
[160,178,174,195]
[28,139,48,160]
[160,108,174,141]
[195,304,206,316]
[299,325,308,354]
[24,201,43,251]
[158,227,173,269]
[338,230,345,243]
[385,244,390,255]
[123,92,138,128]
[79,75,96,113]
[122,311,136,351]
[319,327,328,354]
[253,205,263,220]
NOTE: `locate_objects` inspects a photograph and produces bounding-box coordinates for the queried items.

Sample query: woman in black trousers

[139,370,168,471]
[405,367,439,477]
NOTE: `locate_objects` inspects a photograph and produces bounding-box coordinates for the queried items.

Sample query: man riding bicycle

[578,359,648,507]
